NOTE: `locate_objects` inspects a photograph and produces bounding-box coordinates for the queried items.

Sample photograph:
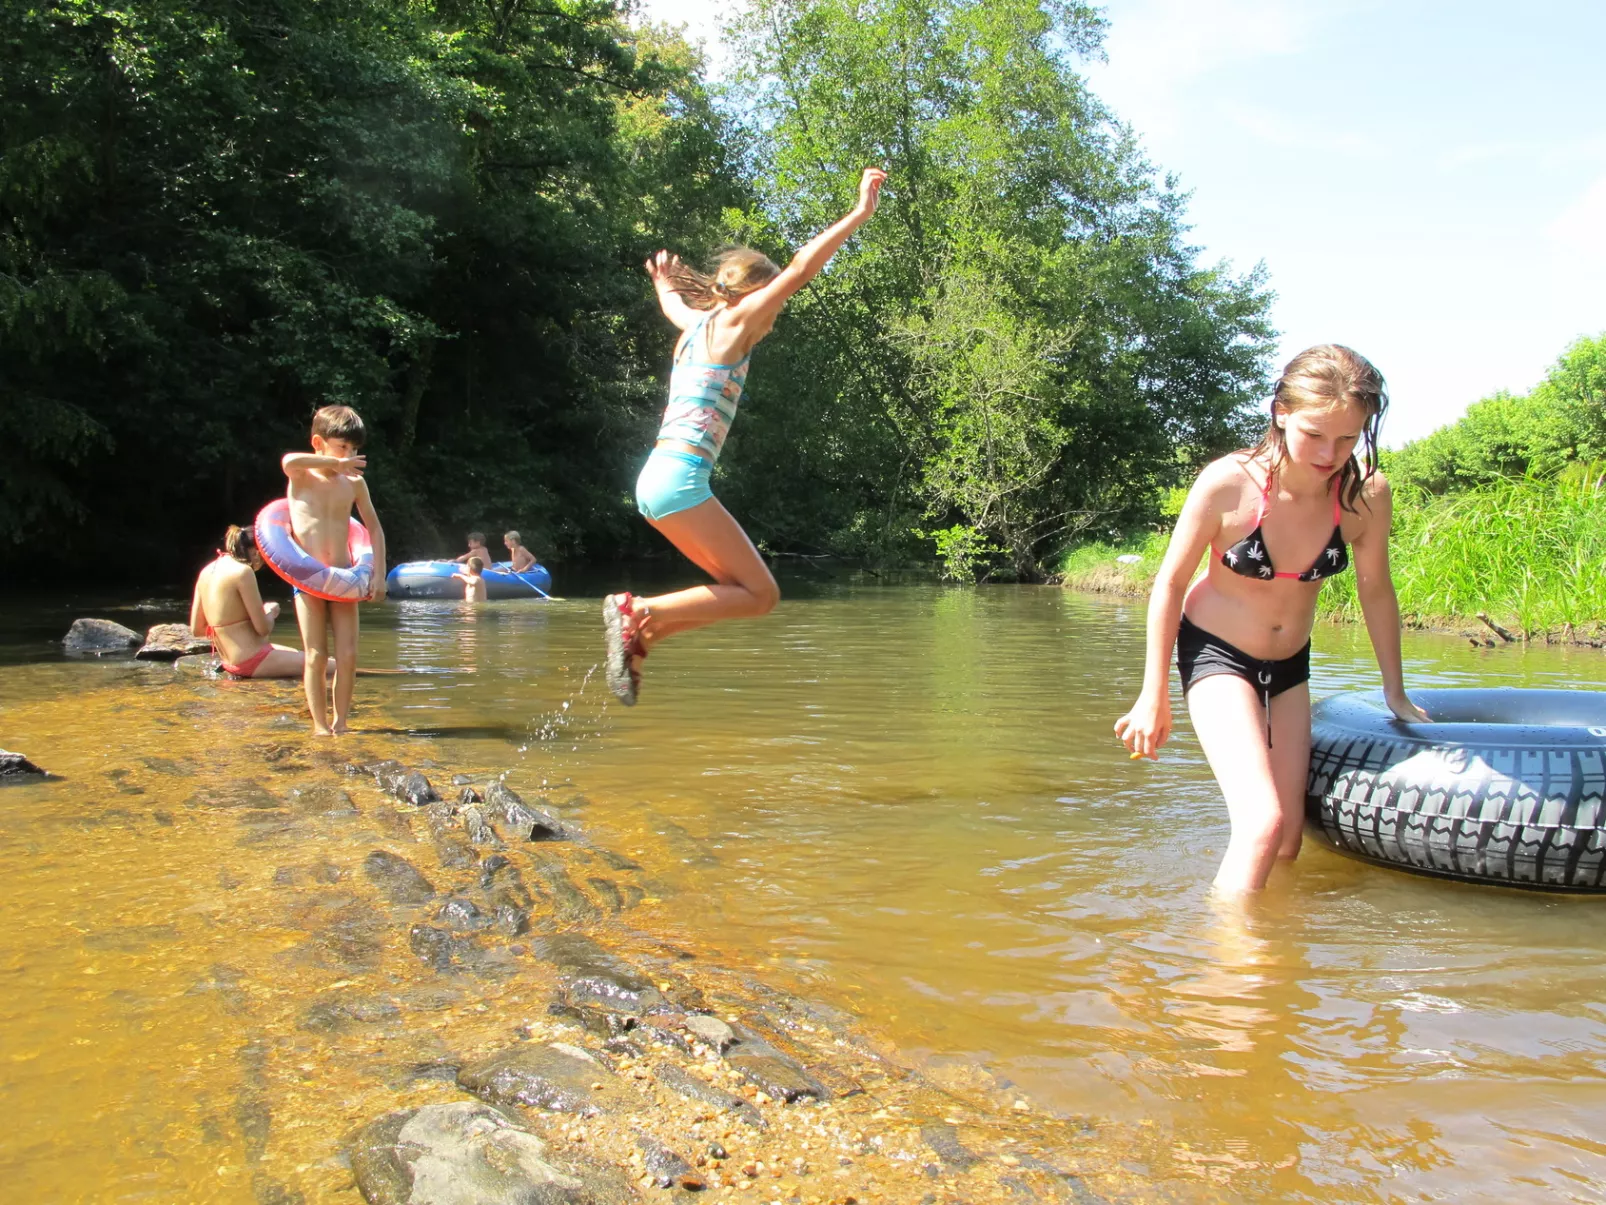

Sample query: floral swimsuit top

[1220,475,1349,583]
[655,310,750,463]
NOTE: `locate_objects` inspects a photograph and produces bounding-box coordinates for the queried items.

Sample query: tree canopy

[2,0,1275,583]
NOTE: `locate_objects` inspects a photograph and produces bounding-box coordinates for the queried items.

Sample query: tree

[717,0,1275,579]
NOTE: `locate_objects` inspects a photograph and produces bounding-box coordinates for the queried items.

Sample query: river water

[2,578,1603,1202]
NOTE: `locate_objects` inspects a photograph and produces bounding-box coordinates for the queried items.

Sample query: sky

[637,0,1606,445]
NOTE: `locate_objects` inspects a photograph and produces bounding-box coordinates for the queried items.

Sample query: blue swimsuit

[635,311,750,521]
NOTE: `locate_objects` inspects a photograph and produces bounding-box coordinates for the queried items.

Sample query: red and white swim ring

[254,498,374,603]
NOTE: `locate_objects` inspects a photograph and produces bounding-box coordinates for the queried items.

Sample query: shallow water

[3,579,1604,1202]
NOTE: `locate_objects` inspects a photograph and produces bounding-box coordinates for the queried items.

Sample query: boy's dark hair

[312,404,366,448]
[467,556,484,572]
[467,531,486,544]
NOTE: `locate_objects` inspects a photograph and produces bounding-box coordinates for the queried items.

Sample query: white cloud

[633,0,742,76]
[1547,176,1606,260]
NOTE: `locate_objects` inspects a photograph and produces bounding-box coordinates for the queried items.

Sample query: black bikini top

[1220,475,1349,583]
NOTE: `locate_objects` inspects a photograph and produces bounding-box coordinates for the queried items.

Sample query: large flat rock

[63,617,141,655]
[349,1099,634,1204]
[456,1043,641,1116]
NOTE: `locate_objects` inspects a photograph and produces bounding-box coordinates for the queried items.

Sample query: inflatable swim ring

[385,560,553,600]
[254,498,374,603]
[1308,688,1606,892]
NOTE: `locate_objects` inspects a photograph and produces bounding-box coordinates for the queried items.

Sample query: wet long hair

[223,525,258,562]
[662,248,781,310]
[1252,344,1388,513]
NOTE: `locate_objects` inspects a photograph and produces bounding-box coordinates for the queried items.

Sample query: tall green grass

[1059,478,1606,635]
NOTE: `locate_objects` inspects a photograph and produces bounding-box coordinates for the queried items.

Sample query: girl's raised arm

[728,168,886,334]
[645,251,705,332]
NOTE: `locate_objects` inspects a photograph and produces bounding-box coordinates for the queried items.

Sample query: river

[1,576,1602,1202]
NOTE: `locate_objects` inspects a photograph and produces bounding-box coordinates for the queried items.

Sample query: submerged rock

[635,1134,701,1190]
[363,851,436,905]
[724,1023,829,1103]
[456,1043,640,1115]
[286,783,358,816]
[300,995,401,1033]
[486,782,572,841]
[530,933,664,1016]
[0,751,47,782]
[652,1062,766,1130]
[349,1100,634,1205]
[136,623,212,660]
[63,617,141,656]
[186,780,281,811]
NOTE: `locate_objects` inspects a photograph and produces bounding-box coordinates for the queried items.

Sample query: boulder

[349,1100,634,1205]
[456,1043,641,1115]
[62,617,141,656]
[136,623,212,661]
[0,751,47,782]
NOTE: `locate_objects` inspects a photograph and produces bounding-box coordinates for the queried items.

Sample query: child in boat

[1114,345,1429,894]
[602,165,887,704]
[281,405,387,736]
[454,532,494,567]
[189,526,309,679]
[503,531,537,574]
[453,556,488,602]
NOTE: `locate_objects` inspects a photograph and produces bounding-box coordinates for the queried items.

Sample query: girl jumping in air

[1114,345,1430,894]
[602,166,887,704]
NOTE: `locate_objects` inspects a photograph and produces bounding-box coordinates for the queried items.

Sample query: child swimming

[602,166,888,704]
[281,404,387,735]
[1114,345,1429,894]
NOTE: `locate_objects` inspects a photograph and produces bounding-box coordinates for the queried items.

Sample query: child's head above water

[502,530,522,548]
[466,531,486,548]
[664,248,781,310]
[223,525,261,567]
[466,556,484,574]
[311,404,366,457]
[1257,344,1387,510]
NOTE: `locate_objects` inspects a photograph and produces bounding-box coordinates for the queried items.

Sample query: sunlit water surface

[2,578,1604,1202]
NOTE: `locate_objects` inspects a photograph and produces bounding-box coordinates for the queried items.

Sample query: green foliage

[1387,332,1606,493]
[717,0,1275,581]
[0,0,745,574]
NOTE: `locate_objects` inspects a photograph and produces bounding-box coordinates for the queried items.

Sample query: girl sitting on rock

[189,525,309,679]
[602,166,887,704]
[1114,345,1430,894]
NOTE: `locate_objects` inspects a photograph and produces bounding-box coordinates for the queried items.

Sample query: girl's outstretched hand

[1114,693,1171,761]
[644,250,683,285]
[853,167,887,219]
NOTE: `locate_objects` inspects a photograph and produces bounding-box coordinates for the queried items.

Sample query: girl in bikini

[602,166,887,704]
[189,525,310,680]
[1114,345,1430,894]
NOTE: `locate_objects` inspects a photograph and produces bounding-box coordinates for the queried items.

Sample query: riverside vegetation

[1060,332,1606,639]
[2,0,1271,583]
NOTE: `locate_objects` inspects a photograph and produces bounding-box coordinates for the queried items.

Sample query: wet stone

[530,932,664,1016]
[393,771,440,807]
[921,1122,982,1170]
[435,896,492,932]
[456,785,482,804]
[363,850,435,905]
[349,1100,635,1205]
[652,1062,766,1130]
[724,1023,829,1103]
[409,925,481,975]
[186,779,281,811]
[136,622,212,660]
[456,1043,640,1116]
[300,900,386,972]
[300,995,401,1033]
[683,1014,737,1053]
[487,781,572,842]
[531,860,598,923]
[593,848,642,872]
[286,783,358,816]
[460,804,501,848]
[586,877,624,914]
[63,617,141,655]
[636,1134,700,1190]
[0,750,47,782]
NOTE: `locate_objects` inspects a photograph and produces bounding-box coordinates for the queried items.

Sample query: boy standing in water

[282,405,387,736]
[452,556,488,602]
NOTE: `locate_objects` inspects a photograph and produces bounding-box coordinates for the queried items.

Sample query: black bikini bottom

[1176,615,1310,746]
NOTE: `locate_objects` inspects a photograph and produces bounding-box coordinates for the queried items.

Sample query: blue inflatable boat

[385,560,553,600]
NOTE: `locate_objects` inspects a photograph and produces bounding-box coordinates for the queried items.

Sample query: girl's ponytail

[664,248,781,310]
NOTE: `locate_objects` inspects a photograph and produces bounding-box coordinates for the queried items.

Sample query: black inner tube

[1316,688,1606,750]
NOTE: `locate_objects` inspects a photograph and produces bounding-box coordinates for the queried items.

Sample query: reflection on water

[3,581,1605,1201]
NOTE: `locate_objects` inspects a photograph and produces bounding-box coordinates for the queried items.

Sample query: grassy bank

[1059,479,1606,640]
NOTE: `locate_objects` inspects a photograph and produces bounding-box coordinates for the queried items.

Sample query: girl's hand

[1114,692,1171,761]
[1385,692,1431,724]
[853,167,887,219]
[644,250,682,285]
